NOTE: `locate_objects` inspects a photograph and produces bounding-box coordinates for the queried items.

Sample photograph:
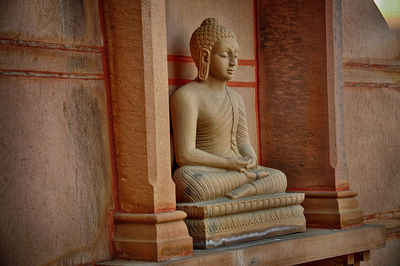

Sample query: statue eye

[219,52,228,58]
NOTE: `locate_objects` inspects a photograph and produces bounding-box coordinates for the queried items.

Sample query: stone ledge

[98,224,385,265]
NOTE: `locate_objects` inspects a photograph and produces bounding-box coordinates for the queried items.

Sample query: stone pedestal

[102,0,193,261]
[257,0,363,229]
[177,193,306,248]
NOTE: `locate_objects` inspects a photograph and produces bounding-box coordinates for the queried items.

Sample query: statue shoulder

[171,81,200,107]
[226,87,245,105]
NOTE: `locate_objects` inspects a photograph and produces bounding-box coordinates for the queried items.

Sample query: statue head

[190,18,238,81]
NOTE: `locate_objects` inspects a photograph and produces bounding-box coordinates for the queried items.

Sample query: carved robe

[173,87,287,203]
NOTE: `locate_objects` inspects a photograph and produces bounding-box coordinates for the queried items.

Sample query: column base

[114,211,193,261]
[300,190,364,229]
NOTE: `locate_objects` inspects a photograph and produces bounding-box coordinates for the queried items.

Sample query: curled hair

[190,18,236,67]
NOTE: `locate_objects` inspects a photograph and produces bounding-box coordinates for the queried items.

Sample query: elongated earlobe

[198,48,210,81]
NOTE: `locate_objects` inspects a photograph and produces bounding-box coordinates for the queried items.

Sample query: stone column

[257,0,363,229]
[102,0,192,261]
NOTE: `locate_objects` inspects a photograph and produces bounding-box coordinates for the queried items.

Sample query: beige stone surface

[342,0,400,60]
[342,0,400,262]
[0,77,112,265]
[0,0,103,47]
[344,87,400,216]
[342,0,400,219]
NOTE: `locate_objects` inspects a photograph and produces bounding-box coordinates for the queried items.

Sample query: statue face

[209,38,239,81]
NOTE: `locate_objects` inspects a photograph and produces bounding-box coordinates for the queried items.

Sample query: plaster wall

[342,0,400,264]
[165,0,259,156]
[0,0,112,265]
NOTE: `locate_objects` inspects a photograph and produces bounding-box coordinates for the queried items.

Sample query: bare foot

[257,170,270,179]
[226,183,256,199]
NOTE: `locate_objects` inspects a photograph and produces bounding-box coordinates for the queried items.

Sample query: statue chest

[197,93,234,126]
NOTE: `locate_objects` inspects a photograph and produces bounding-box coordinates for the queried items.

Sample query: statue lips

[227,68,235,75]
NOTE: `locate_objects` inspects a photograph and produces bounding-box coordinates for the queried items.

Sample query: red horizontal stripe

[168,78,191,86]
[168,78,256,88]
[0,38,102,53]
[167,55,194,63]
[227,81,257,87]
[305,222,364,229]
[344,82,399,89]
[167,54,256,66]
[364,208,400,221]
[238,59,256,66]
[0,69,104,80]
[344,61,400,70]
[386,231,400,240]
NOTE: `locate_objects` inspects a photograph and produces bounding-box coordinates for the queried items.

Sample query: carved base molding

[301,190,364,229]
[113,211,193,261]
[177,193,306,248]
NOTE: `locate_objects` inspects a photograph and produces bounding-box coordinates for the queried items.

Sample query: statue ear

[198,48,210,81]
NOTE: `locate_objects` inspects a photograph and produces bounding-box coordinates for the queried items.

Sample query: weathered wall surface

[165,0,260,156]
[0,0,113,265]
[342,0,400,265]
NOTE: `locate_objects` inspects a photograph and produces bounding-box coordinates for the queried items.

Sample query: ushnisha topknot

[190,18,236,67]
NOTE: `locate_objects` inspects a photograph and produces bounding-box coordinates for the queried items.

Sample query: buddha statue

[170,18,305,248]
[171,18,286,202]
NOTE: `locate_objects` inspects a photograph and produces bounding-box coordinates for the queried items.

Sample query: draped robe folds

[173,87,287,203]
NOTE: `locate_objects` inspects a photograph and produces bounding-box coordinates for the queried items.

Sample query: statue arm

[171,89,247,171]
[236,93,258,166]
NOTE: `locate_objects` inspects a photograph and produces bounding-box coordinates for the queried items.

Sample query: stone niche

[167,4,306,248]
[101,0,384,263]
